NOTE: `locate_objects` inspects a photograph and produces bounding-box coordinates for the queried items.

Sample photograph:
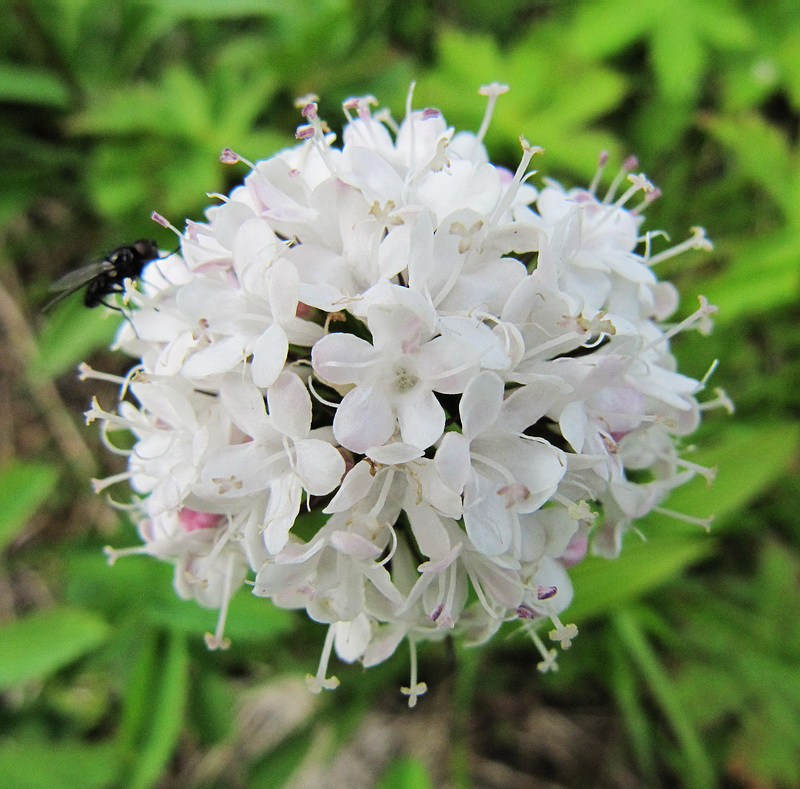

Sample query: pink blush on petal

[179,508,224,532]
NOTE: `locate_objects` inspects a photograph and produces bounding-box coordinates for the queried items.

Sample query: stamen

[103,544,148,565]
[219,148,255,169]
[91,470,133,493]
[307,376,342,409]
[374,108,398,133]
[405,81,417,165]
[98,420,133,456]
[529,628,559,672]
[204,552,237,651]
[475,82,510,145]
[653,506,714,531]
[400,638,427,708]
[647,227,713,265]
[613,173,656,210]
[488,136,542,226]
[306,624,340,694]
[150,211,185,241]
[642,296,718,352]
[700,387,734,415]
[78,363,125,385]
[631,186,662,215]
[377,521,398,567]
[603,155,638,204]
[588,150,609,195]
[567,500,597,523]
[548,616,578,649]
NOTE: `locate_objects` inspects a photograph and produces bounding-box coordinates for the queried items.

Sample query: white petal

[312,333,376,386]
[396,388,444,450]
[252,323,288,388]
[182,335,245,378]
[334,614,372,664]
[365,442,424,465]
[219,376,271,443]
[333,387,395,454]
[268,371,311,441]
[434,431,471,494]
[460,371,504,438]
[295,439,345,495]
[324,460,375,513]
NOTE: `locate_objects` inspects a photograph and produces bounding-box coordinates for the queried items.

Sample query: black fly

[44,239,161,311]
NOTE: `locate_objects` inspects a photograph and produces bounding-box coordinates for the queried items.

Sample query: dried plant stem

[0,278,97,479]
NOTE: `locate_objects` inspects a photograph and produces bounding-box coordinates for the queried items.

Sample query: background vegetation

[1,1,798,787]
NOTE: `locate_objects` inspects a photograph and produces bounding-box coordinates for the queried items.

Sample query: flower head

[90,84,724,706]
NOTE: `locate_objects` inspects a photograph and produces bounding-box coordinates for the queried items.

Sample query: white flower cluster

[89,85,727,706]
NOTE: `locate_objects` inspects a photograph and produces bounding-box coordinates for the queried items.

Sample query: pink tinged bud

[560,534,589,568]
[151,211,170,228]
[178,508,224,532]
[337,446,356,476]
[295,301,314,319]
[537,585,558,601]
[220,148,240,164]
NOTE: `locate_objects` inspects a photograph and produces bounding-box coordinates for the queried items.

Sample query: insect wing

[43,261,113,310]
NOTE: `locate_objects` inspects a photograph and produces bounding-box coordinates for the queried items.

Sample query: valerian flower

[88,84,727,706]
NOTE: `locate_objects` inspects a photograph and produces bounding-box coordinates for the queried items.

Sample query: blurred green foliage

[0,1,798,787]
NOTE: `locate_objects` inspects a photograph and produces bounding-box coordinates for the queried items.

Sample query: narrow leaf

[0,64,70,108]
[0,608,109,689]
[127,631,189,789]
[0,461,59,551]
[613,609,715,789]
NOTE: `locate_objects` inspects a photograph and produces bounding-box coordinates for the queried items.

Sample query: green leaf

[414,27,626,178]
[140,0,291,18]
[0,64,70,108]
[148,586,294,644]
[33,298,121,380]
[0,737,118,789]
[378,756,434,789]
[569,421,798,620]
[568,535,711,622]
[613,609,715,789]
[703,112,796,221]
[698,232,800,323]
[0,608,109,689]
[126,631,189,789]
[0,461,59,551]
[608,645,658,782]
[663,421,800,531]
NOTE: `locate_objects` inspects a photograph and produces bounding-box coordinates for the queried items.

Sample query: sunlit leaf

[0,64,70,108]
[378,756,434,789]
[0,461,59,551]
[0,608,109,689]
[0,738,117,789]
